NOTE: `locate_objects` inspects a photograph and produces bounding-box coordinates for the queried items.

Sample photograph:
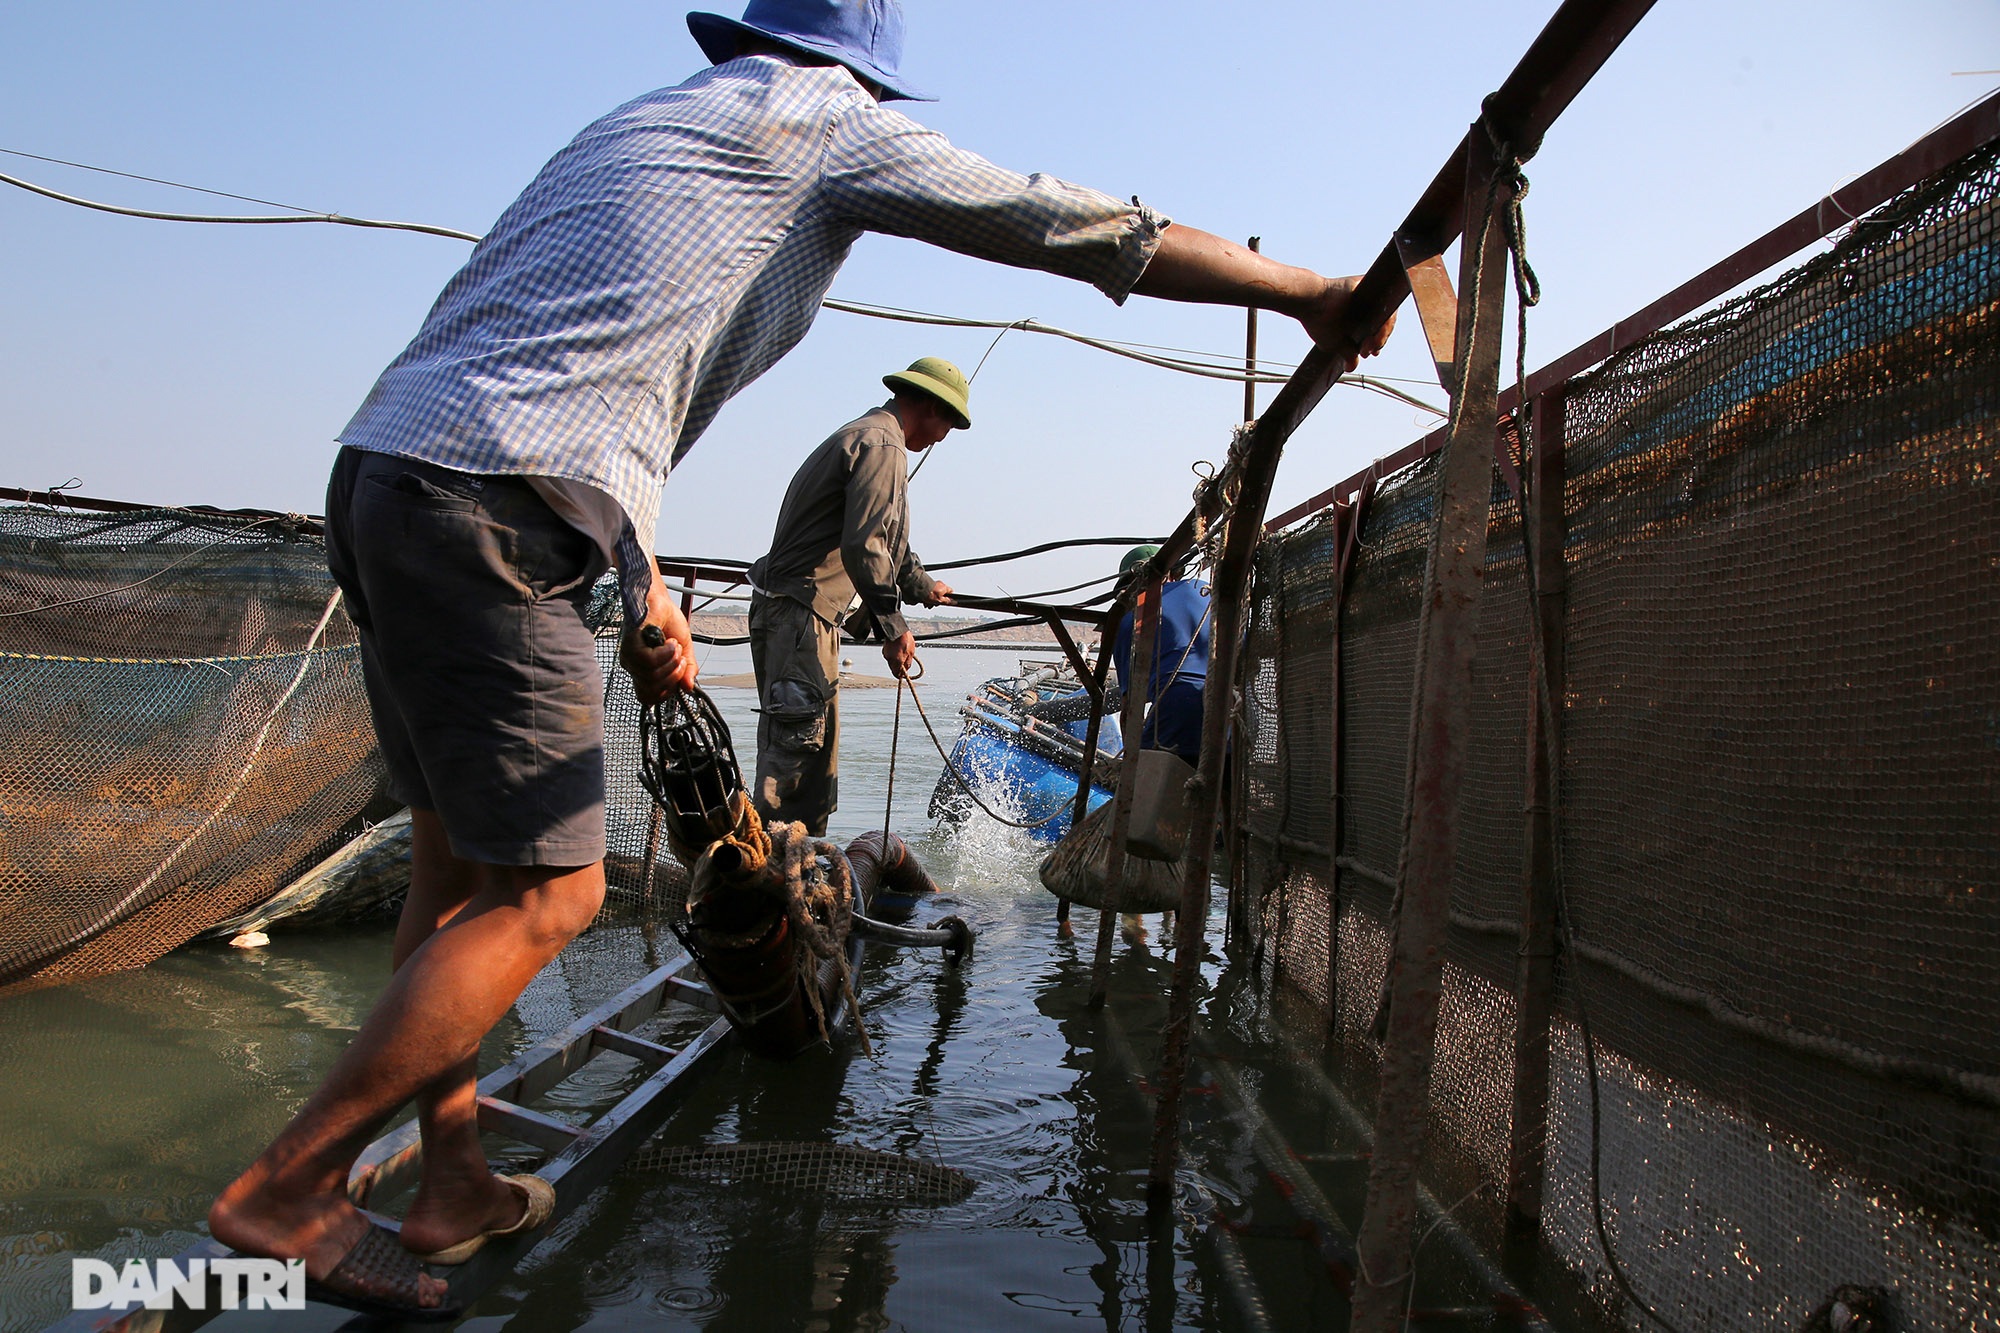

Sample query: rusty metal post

[1225,235,1261,951]
[1044,612,1097,699]
[1243,236,1262,423]
[1145,445,1300,1203]
[674,564,696,621]
[1088,581,1161,1004]
[1503,388,1568,1278]
[1347,132,1516,1330]
[1059,620,1118,936]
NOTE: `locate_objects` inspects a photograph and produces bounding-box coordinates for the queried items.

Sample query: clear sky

[3,2,1994,599]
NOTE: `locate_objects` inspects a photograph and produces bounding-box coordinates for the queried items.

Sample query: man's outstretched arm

[1131,225,1395,367]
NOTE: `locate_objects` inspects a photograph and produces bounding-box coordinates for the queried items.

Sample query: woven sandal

[304,1222,462,1323]
[415,1174,557,1266]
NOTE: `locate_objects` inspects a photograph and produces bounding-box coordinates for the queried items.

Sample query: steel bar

[1089,579,1161,1005]
[1043,611,1097,700]
[1226,555,1264,954]
[590,1024,679,1068]
[1348,131,1516,1332]
[1503,390,1569,1277]
[1061,618,1120,934]
[1243,236,1262,423]
[666,975,724,1013]
[1395,243,1460,389]
[654,557,756,587]
[944,590,1113,625]
[1147,429,1279,1203]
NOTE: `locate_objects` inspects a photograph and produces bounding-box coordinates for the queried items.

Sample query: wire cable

[926,535,1166,574]
[1,150,1442,409]
[0,167,480,242]
[823,299,1444,414]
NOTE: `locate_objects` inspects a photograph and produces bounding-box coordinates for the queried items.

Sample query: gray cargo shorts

[324,446,611,866]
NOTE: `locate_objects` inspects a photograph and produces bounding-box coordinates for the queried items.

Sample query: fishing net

[624,1139,975,1207]
[0,501,697,995]
[0,507,385,992]
[1037,798,1187,913]
[1237,138,2000,1329]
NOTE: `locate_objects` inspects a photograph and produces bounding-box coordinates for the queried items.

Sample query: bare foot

[209,1170,452,1309]
[399,1169,528,1256]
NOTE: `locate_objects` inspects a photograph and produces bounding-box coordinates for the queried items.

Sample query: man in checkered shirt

[212,1,1393,1314]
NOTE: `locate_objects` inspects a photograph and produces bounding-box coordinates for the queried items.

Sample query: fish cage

[0,504,386,992]
[1227,103,1999,1332]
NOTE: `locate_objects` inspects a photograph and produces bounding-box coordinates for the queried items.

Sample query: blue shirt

[1113,579,1212,761]
[338,55,1169,614]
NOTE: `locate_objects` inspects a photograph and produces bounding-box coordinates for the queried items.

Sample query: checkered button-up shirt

[338,54,1169,616]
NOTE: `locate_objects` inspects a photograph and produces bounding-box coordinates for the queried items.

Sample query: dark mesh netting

[0,508,691,994]
[0,506,385,992]
[624,1140,975,1207]
[1236,140,2000,1328]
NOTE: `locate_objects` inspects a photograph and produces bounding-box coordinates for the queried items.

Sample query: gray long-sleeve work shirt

[749,405,937,639]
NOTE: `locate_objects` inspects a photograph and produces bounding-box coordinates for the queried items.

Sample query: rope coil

[766,821,872,1057]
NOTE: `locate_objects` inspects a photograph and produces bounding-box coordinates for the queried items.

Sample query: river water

[0,643,1472,1332]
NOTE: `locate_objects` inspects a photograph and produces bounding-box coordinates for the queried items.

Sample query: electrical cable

[1,150,1444,411]
[0,167,480,242]
[822,297,1446,414]
[926,535,1166,573]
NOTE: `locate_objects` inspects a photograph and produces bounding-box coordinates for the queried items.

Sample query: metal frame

[1229,55,2000,1333]
[1120,3,1665,1284]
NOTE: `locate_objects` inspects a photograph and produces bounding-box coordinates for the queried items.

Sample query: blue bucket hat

[687,0,934,102]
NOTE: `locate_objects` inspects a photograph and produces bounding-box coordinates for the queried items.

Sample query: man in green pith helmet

[745,357,969,834]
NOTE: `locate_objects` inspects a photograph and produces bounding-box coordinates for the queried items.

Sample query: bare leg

[393,813,543,1255]
[209,809,604,1294]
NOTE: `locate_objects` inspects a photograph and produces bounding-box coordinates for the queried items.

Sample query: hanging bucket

[1124,749,1195,863]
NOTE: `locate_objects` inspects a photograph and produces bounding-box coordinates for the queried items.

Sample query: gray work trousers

[749,592,840,836]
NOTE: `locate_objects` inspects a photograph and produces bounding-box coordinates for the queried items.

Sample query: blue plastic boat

[928,663,1121,844]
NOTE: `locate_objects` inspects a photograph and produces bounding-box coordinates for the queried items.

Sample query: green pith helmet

[1120,544,1160,577]
[883,356,972,429]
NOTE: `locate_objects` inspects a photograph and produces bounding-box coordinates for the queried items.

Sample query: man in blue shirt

[211,2,1393,1315]
[1113,545,1213,765]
